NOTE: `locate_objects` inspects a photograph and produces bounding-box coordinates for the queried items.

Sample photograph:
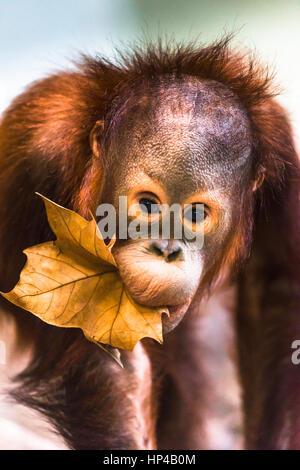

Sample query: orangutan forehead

[112,76,250,137]
[108,77,253,195]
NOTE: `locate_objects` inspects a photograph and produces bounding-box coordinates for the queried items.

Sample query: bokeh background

[0,0,299,450]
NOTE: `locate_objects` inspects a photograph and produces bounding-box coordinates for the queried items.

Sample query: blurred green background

[0,0,300,141]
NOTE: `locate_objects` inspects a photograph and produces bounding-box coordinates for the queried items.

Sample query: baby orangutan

[0,38,300,449]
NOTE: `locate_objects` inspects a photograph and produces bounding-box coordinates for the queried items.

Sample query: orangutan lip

[162,303,188,333]
[167,304,185,316]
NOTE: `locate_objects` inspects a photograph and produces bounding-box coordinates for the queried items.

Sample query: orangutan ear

[89,120,104,158]
[252,166,265,191]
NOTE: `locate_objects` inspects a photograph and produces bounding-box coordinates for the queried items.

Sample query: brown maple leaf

[2,195,168,356]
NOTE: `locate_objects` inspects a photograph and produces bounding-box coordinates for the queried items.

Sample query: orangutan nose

[150,239,182,262]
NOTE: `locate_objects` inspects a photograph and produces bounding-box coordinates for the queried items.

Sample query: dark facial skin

[100,77,253,332]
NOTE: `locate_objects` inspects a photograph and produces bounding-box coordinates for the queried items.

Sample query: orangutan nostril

[150,240,182,262]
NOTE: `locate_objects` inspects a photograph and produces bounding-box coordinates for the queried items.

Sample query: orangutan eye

[139,197,160,214]
[184,204,208,224]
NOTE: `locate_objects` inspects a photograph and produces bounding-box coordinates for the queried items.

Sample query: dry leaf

[2,195,168,352]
